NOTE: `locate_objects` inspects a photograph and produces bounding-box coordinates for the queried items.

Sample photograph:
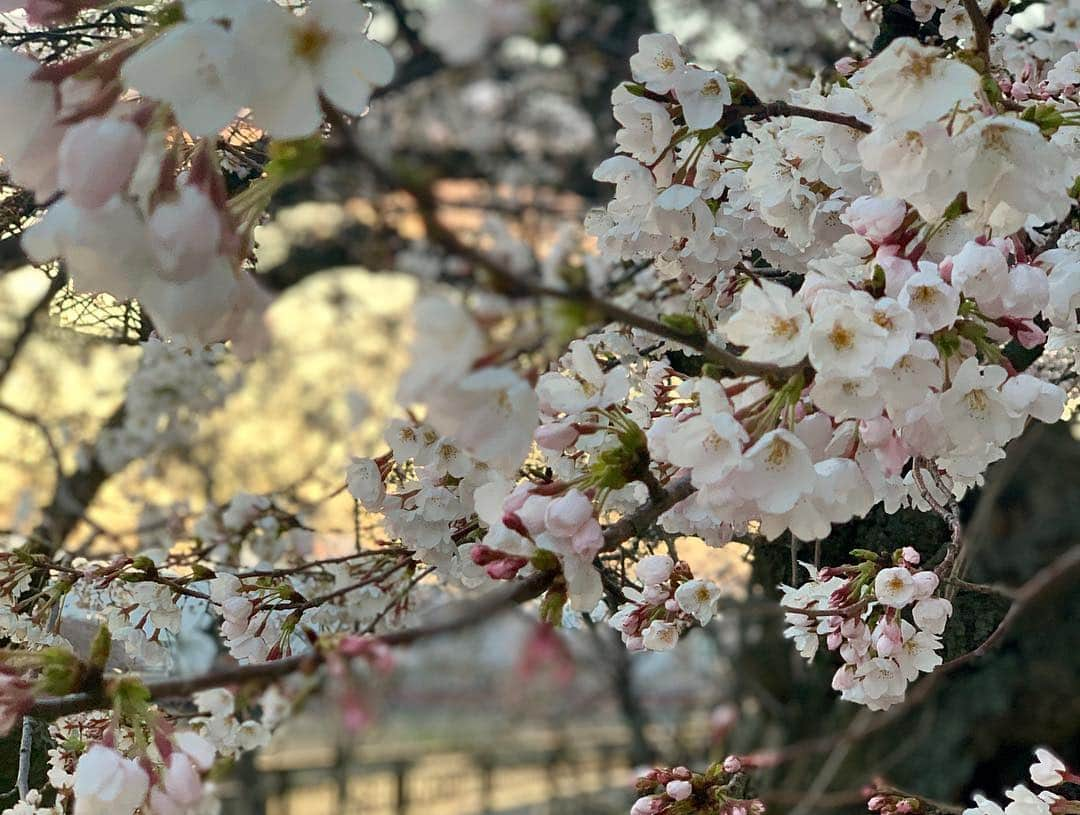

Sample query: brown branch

[744,102,872,133]
[0,402,64,483]
[0,272,64,391]
[961,0,993,67]
[600,475,694,551]
[27,400,126,557]
[912,458,963,584]
[940,544,1080,671]
[322,109,805,381]
[27,570,556,721]
[27,476,698,720]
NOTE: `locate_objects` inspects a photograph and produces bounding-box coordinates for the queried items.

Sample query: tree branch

[600,475,694,551]
[0,273,65,392]
[744,101,872,134]
[961,0,993,66]
[16,717,32,800]
[323,111,804,381]
[27,475,698,720]
[940,544,1080,671]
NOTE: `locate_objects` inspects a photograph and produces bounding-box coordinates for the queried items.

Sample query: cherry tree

[0,1,1078,813]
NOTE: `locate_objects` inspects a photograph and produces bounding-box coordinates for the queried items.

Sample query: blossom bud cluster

[66,728,216,815]
[780,548,953,711]
[96,340,238,474]
[631,757,766,815]
[607,554,724,652]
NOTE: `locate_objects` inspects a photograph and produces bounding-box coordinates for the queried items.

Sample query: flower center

[910,285,938,306]
[766,438,790,468]
[771,316,801,339]
[873,312,893,331]
[828,323,855,351]
[904,52,936,82]
[701,78,724,97]
[293,23,331,62]
[965,389,990,416]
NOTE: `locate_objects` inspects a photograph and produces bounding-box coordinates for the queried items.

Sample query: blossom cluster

[4,1,1080,812]
[583,32,1072,544]
[950,747,1078,815]
[780,547,952,710]
[0,0,392,352]
[631,755,766,815]
[608,554,724,651]
[96,339,238,473]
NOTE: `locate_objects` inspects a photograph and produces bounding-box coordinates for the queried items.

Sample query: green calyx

[1021,103,1065,136]
[586,413,649,492]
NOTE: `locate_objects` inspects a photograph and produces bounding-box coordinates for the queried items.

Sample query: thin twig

[788,709,875,815]
[16,717,32,800]
[960,0,993,66]
[745,101,872,133]
[28,478,698,720]
[912,458,963,585]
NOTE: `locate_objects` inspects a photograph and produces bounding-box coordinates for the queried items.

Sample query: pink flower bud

[486,556,528,581]
[840,618,866,639]
[503,482,534,514]
[723,755,742,773]
[876,633,897,657]
[516,495,552,536]
[877,247,917,298]
[911,570,939,600]
[901,547,920,566]
[471,544,501,566]
[544,489,594,538]
[149,186,225,282]
[502,512,530,538]
[842,196,907,245]
[534,421,579,451]
[672,766,692,780]
[667,780,692,801]
[710,704,738,734]
[570,519,604,557]
[832,666,855,691]
[859,417,893,447]
[1015,319,1047,349]
[163,752,203,805]
[58,117,144,209]
[636,554,675,586]
[835,56,859,76]
[868,795,887,811]
[631,795,662,815]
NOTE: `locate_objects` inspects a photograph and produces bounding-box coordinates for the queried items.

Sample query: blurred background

[1,1,1077,813]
